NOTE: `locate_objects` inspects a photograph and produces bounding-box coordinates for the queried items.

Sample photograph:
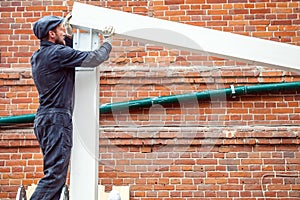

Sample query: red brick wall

[1,127,300,199]
[1,0,300,199]
[99,126,300,199]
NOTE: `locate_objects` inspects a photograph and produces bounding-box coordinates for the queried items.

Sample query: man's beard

[55,36,66,46]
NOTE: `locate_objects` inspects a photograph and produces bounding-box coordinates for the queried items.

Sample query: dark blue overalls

[30,37,111,200]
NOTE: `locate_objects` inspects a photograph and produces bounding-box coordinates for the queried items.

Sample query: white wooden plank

[98,185,129,200]
[71,2,300,72]
[112,186,130,200]
[98,185,110,200]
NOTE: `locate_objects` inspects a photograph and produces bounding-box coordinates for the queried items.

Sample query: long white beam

[71,2,300,72]
[71,31,100,200]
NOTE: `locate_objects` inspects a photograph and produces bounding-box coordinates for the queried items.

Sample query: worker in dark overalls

[30,14,114,200]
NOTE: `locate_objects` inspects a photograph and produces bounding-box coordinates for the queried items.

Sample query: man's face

[50,23,66,45]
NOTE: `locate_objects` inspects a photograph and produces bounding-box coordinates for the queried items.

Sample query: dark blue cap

[33,16,64,39]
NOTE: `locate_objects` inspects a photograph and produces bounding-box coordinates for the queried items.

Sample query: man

[30,14,114,200]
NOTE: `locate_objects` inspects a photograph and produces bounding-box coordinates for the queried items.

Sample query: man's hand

[102,26,115,44]
[64,13,73,38]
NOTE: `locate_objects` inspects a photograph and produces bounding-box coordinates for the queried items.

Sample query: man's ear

[48,30,56,39]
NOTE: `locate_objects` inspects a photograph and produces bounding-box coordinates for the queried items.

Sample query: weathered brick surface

[1,0,300,199]
[1,127,300,199]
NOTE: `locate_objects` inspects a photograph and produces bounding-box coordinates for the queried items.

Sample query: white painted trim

[70,31,100,200]
[71,2,300,72]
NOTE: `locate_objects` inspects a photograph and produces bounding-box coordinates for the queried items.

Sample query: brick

[271,20,292,25]
[221,184,243,190]
[26,6,46,11]
[207,0,227,3]
[165,10,185,16]
[207,21,228,26]
[5,160,26,166]
[12,98,31,104]
[107,1,127,7]
[13,29,33,35]
[219,159,240,165]
[13,52,33,57]
[0,30,13,34]
[250,8,271,14]
[131,185,153,191]
[176,185,197,190]
[47,6,67,11]
[174,159,195,165]
[275,31,295,37]
[185,0,205,4]
[154,185,175,190]
[208,9,228,15]
[133,7,148,13]
[163,172,183,177]
[207,172,228,177]
[241,159,263,165]
[164,0,184,5]
[0,7,15,12]
[230,9,249,14]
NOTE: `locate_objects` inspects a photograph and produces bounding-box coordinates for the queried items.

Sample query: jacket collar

[40,40,56,47]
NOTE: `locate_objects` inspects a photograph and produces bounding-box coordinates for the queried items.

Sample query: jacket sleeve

[64,36,73,48]
[57,42,112,68]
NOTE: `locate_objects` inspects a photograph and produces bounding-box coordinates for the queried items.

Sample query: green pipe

[0,113,36,126]
[1,81,300,126]
[100,81,300,113]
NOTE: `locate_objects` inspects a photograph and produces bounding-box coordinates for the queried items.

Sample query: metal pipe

[0,114,35,126]
[99,81,300,113]
[1,81,300,126]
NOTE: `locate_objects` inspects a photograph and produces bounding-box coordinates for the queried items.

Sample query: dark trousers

[30,112,73,200]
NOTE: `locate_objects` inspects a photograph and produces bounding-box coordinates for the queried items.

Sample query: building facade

[0,0,300,199]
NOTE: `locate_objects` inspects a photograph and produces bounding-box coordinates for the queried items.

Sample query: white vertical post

[70,30,100,200]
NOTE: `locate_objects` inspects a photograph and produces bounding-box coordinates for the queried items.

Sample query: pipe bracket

[230,85,236,99]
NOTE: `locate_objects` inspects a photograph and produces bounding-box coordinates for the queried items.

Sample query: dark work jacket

[31,37,112,116]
